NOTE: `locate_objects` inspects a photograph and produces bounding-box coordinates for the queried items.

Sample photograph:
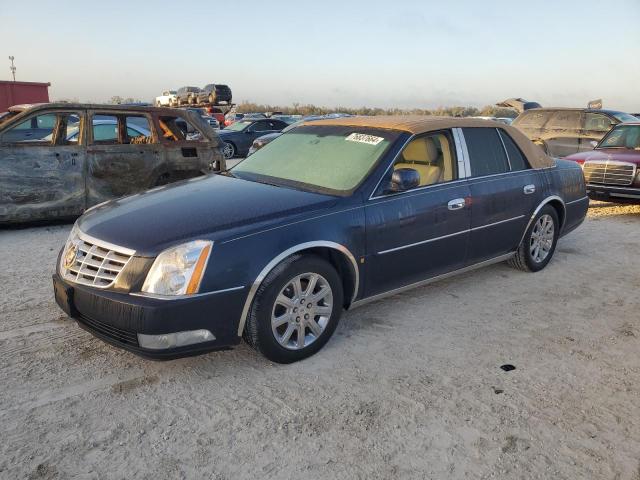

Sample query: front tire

[509,205,559,272]
[244,254,343,363]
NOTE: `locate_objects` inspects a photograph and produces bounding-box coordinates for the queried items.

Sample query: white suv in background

[155,90,177,107]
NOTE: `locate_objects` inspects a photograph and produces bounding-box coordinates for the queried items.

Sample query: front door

[365,131,471,296]
[544,110,582,158]
[0,110,85,223]
[461,127,543,263]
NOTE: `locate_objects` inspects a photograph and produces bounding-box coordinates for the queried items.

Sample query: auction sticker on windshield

[345,132,384,145]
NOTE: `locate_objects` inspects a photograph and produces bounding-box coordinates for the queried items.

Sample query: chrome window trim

[369,178,469,203]
[350,252,515,309]
[131,285,245,301]
[368,134,416,200]
[496,128,512,170]
[236,241,360,336]
[452,128,469,178]
[376,215,526,255]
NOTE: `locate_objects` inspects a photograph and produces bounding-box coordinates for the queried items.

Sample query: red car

[565,122,640,203]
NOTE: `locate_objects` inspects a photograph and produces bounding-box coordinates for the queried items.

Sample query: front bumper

[586,184,640,204]
[53,273,244,360]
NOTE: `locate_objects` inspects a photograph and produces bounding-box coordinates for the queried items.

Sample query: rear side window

[463,128,510,177]
[498,130,529,171]
[92,115,119,142]
[514,111,549,128]
[547,111,581,130]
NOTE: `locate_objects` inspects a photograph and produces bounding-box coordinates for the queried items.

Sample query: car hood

[565,148,640,164]
[77,174,338,256]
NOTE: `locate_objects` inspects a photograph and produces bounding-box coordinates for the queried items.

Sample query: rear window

[463,128,510,177]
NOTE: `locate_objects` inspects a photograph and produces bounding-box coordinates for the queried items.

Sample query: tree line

[234,101,517,118]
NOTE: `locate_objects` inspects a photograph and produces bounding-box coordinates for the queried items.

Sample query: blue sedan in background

[217,118,289,158]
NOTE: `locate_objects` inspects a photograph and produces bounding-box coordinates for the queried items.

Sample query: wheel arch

[236,241,360,336]
[519,195,566,246]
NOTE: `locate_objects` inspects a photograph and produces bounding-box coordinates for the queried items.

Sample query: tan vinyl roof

[302,115,555,169]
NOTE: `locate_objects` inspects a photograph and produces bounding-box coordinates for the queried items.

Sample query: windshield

[598,124,640,150]
[225,120,253,131]
[231,125,401,195]
[612,112,638,123]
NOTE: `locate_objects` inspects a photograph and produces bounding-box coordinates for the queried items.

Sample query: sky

[1,0,639,111]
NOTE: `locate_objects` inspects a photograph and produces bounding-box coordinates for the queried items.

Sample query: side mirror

[590,140,598,149]
[388,168,420,193]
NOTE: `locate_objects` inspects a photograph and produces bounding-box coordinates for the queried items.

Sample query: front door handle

[524,184,536,195]
[447,198,466,211]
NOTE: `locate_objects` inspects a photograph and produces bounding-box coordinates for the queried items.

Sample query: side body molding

[236,241,360,336]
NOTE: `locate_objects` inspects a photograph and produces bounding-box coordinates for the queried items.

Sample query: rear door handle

[524,184,536,195]
[447,198,466,211]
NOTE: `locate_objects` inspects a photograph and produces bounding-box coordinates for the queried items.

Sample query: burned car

[0,103,225,224]
[565,122,640,204]
[53,116,588,363]
[511,108,638,158]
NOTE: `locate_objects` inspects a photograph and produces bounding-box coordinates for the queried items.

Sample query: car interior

[393,133,455,187]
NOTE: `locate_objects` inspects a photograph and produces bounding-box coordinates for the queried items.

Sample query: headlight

[141,240,212,296]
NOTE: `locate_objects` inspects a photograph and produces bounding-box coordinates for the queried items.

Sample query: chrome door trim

[377,229,468,255]
[236,241,360,336]
[470,215,526,231]
[369,178,469,202]
[350,252,515,309]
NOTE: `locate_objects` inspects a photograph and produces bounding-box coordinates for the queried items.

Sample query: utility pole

[9,56,16,81]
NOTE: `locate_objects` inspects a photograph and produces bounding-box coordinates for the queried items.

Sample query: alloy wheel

[530,214,554,263]
[271,272,334,350]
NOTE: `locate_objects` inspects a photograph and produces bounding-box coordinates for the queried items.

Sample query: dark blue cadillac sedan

[53,116,588,363]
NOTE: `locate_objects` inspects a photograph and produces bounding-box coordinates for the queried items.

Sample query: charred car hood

[566,149,640,164]
[77,174,338,256]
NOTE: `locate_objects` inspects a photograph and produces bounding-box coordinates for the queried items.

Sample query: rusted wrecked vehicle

[0,103,225,224]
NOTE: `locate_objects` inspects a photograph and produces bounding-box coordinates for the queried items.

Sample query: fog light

[138,329,215,350]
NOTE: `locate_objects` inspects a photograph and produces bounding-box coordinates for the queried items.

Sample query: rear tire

[222,142,235,159]
[509,205,559,272]
[244,254,343,363]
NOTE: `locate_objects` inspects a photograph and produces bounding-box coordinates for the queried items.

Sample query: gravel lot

[1,202,639,480]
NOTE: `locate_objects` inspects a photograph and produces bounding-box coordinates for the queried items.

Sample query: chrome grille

[61,231,134,289]
[583,160,636,186]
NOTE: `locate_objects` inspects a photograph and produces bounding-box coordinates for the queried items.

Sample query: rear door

[86,111,162,206]
[365,130,471,295]
[0,110,86,222]
[462,127,543,264]
[544,110,582,157]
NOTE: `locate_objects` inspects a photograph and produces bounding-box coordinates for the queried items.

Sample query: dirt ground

[1,202,639,480]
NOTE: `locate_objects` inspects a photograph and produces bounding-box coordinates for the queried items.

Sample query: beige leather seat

[394,137,442,186]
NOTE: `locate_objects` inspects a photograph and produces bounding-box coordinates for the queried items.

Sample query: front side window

[597,125,640,150]
[583,113,615,132]
[463,128,510,177]
[232,125,401,195]
[391,132,456,188]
